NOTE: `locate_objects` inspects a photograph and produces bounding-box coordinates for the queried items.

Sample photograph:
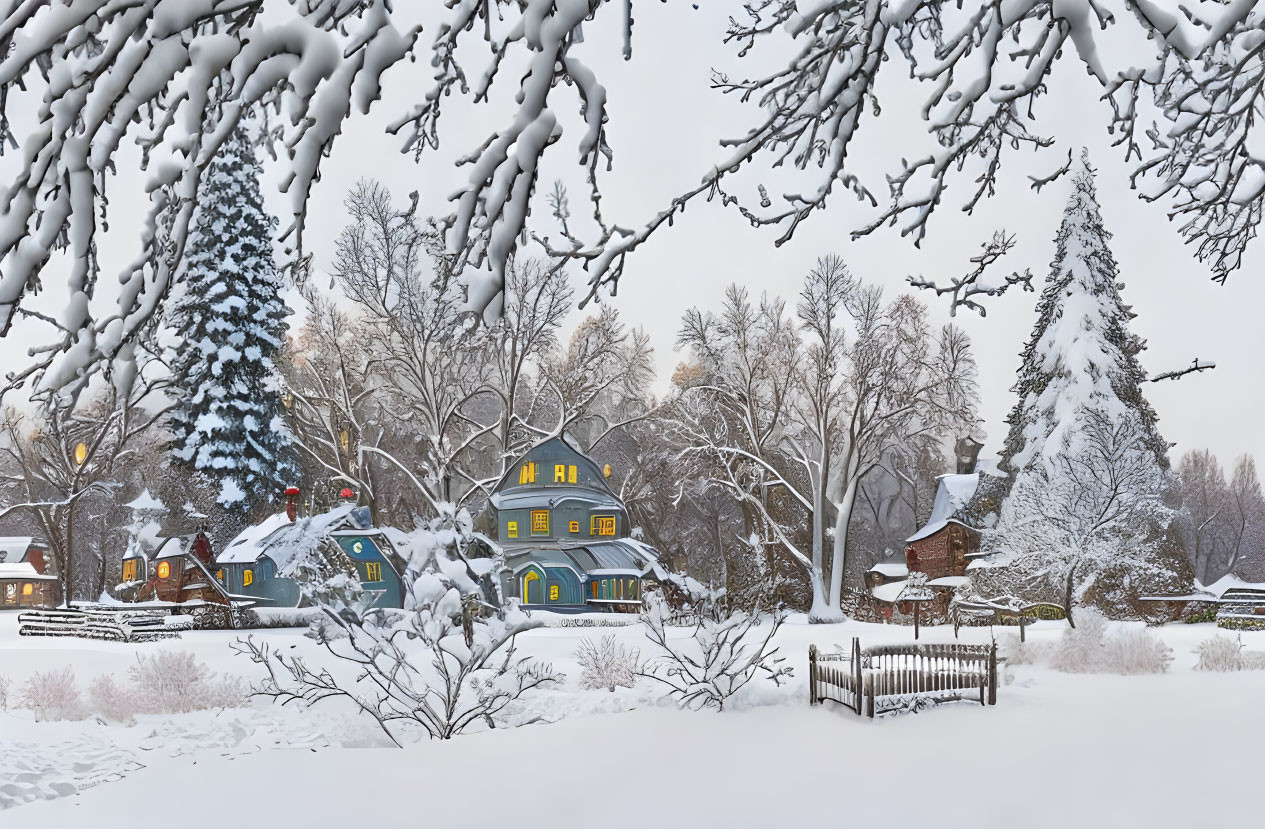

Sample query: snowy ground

[2,611,1262,828]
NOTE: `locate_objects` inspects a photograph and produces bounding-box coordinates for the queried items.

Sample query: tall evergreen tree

[978,152,1189,614]
[1000,151,1167,474]
[167,123,296,527]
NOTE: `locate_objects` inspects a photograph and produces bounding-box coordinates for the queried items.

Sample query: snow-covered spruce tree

[167,124,296,531]
[978,153,1190,617]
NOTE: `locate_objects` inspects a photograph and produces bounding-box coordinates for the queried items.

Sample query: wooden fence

[809,638,997,717]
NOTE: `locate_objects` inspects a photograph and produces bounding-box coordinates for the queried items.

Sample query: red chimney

[284,486,301,522]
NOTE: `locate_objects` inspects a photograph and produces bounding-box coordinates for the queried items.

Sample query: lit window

[121,559,136,582]
[157,561,171,579]
[554,464,566,483]
[365,562,382,582]
[243,569,253,587]
[569,520,579,533]
[592,581,598,598]
[568,465,577,484]
[531,510,549,534]
[518,462,536,485]
[549,585,559,601]
[591,515,616,536]
[22,583,33,596]
[215,569,224,582]
[507,520,518,539]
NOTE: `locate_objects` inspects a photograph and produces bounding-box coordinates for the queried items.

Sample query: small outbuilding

[0,562,58,608]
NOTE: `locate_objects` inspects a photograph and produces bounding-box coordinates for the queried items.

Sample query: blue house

[215,503,404,609]
[483,435,662,611]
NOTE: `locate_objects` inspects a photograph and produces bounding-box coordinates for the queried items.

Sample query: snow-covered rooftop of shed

[870,581,908,603]
[154,537,192,559]
[927,576,969,589]
[867,560,908,577]
[0,562,54,580]
[906,473,981,542]
[0,537,34,563]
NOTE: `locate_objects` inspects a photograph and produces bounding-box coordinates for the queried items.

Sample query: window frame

[531,510,550,535]
[506,520,518,539]
[591,514,616,536]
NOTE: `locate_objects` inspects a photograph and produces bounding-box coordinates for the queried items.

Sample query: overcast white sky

[3,2,1261,472]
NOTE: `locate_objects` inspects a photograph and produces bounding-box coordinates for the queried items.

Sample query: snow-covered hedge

[1002,609,1173,675]
[1194,634,1265,672]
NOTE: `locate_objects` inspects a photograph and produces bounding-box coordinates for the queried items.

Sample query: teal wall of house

[514,563,585,606]
[217,557,303,607]
[334,535,402,609]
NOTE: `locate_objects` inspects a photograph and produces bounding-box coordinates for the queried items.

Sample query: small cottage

[215,492,403,609]
[861,449,1005,623]
[0,536,54,576]
[481,435,662,611]
[0,562,58,608]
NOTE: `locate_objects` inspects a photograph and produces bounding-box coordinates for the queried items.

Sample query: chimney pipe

[284,486,301,522]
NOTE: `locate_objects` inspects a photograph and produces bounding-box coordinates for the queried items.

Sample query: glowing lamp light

[73,441,87,466]
[157,561,171,579]
[603,463,612,479]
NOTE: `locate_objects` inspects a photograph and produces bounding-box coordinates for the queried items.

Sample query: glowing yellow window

[121,559,136,582]
[518,462,536,485]
[157,561,171,579]
[531,510,549,534]
[549,585,559,601]
[215,569,224,582]
[365,562,382,582]
[22,583,33,596]
[569,520,579,533]
[507,520,518,538]
[243,569,254,587]
[591,515,616,536]
[554,464,566,483]
[568,465,577,484]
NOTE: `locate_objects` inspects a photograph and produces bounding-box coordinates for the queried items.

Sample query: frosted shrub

[90,674,135,724]
[640,595,792,711]
[0,675,10,710]
[1049,609,1172,675]
[575,635,640,692]
[1196,634,1244,671]
[998,633,1051,667]
[128,651,248,714]
[1103,629,1173,675]
[1194,635,1265,671]
[18,667,85,722]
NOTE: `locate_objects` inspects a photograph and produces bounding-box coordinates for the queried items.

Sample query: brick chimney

[284,486,301,522]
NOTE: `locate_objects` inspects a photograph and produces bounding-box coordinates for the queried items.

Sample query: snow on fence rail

[809,639,998,718]
[17,608,183,643]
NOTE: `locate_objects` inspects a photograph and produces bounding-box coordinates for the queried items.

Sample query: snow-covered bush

[0,675,9,711]
[128,651,248,714]
[639,594,792,711]
[998,633,1051,667]
[17,668,85,722]
[89,674,134,724]
[1196,634,1246,672]
[575,635,640,693]
[238,511,557,744]
[1048,609,1172,675]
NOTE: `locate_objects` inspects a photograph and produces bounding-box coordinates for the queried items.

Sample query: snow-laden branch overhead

[1,1,1263,397]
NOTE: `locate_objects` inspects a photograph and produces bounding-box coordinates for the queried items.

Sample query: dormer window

[518,462,537,485]
[554,464,577,483]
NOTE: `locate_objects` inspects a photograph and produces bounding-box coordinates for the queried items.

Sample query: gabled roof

[505,539,658,576]
[0,537,35,563]
[491,434,618,502]
[216,505,368,573]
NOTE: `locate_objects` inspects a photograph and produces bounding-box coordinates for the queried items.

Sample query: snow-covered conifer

[981,153,1189,614]
[167,123,296,524]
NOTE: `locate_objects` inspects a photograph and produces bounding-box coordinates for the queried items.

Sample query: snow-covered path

[3,613,1262,827]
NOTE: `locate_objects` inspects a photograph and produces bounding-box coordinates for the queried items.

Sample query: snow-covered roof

[906,473,981,543]
[218,506,361,573]
[0,537,34,563]
[1200,574,1265,598]
[154,536,195,559]
[0,562,55,580]
[867,560,908,578]
[870,581,908,603]
[927,576,969,589]
[125,489,166,511]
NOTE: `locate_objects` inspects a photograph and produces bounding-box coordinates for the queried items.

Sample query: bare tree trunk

[827,477,860,613]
